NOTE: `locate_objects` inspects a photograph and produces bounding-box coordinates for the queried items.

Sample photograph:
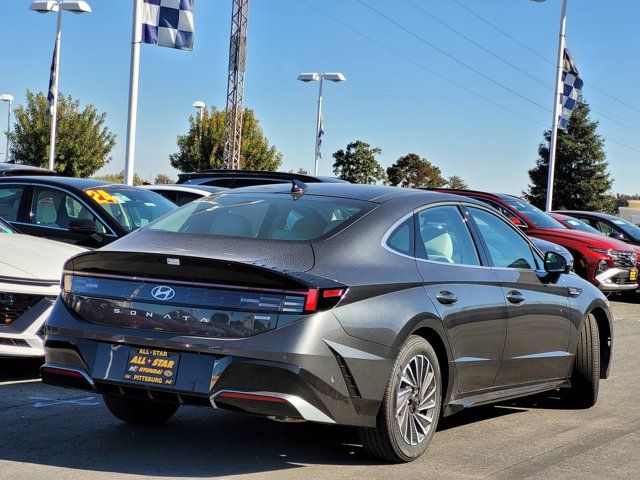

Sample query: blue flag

[559,48,583,131]
[46,41,58,117]
[141,0,195,51]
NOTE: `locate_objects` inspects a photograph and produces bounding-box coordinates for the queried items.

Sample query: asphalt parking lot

[0,299,638,480]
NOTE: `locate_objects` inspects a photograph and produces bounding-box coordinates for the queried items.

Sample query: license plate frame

[123,348,180,387]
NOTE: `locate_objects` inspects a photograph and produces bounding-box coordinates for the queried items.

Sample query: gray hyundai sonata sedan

[42,183,612,462]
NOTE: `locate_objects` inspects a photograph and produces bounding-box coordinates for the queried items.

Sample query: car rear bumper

[41,298,395,428]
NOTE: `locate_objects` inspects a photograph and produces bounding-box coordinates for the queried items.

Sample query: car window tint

[0,186,24,221]
[416,206,480,266]
[175,192,201,206]
[31,187,107,233]
[387,217,414,256]
[469,207,537,270]
[149,194,373,241]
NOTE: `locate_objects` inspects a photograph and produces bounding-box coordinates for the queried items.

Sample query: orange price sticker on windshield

[85,189,119,204]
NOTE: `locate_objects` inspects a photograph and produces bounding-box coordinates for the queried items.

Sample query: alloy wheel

[395,354,437,446]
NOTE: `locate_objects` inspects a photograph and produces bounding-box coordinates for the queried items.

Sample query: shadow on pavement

[0,357,42,382]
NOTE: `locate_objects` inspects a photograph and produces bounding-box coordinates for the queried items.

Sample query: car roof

[0,175,150,191]
[219,182,475,204]
[177,169,348,184]
[0,163,57,176]
[556,210,618,221]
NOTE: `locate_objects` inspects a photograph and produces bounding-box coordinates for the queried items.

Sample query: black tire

[103,394,180,425]
[358,335,442,463]
[566,313,600,408]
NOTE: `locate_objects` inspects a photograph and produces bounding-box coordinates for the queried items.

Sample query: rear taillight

[303,288,347,313]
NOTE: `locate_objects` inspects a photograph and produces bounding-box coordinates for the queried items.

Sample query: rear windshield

[84,187,176,232]
[148,194,373,241]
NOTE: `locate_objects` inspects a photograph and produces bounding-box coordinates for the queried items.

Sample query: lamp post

[297,72,346,176]
[531,0,568,211]
[193,101,205,172]
[29,0,92,171]
[0,94,13,162]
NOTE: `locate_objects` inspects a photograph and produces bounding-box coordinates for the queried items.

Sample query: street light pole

[30,0,92,171]
[0,95,13,162]
[48,6,63,171]
[297,72,345,176]
[314,76,324,177]
[193,101,205,171]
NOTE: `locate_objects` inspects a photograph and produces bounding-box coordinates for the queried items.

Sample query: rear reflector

[217,391,288,404]
[42,366,85,379]
[322,289,345,298]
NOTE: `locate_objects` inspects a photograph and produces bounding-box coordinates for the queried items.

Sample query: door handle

[506,290,526,305]
[436,291,458,305]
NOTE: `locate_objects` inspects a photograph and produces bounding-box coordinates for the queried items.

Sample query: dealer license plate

[123,348,180,386]
[630,269,637,282]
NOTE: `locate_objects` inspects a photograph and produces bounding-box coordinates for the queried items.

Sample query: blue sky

[1,0,639,194]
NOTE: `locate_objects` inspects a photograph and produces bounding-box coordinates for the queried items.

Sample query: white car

[0,218,86,357]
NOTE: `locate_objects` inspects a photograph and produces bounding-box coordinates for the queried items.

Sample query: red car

[550,212,640,287]
[436,190,638,293]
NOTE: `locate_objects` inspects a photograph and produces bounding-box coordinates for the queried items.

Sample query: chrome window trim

[381,200,543,273]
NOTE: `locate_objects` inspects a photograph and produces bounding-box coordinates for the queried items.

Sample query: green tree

[154,173,175,184]
[169,107,282,172]
[386,153,446,188]
[332,140,386,184]
[94,170,145,186]
[525,98,613,212]
[446,175,469,190]
[9,90,116,177]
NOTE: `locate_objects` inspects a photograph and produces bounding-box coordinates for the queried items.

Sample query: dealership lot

[0,298,637,480]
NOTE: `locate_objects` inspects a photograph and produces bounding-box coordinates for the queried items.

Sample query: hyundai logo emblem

[151,285,176,301]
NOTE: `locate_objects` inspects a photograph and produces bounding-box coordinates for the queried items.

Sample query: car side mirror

[69,219,99,235]
[610,231,627,242]
[544,251,570,274]
[509,216,527,229]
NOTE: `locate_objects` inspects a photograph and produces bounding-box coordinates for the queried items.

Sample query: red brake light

[304,289,319,312]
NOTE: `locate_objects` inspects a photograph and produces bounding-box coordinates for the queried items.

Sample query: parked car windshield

[500,197,565,229]
[610,217,640,239]
[149,193,374,241]
[84,187,176,232]
[563,218,604,236]
[0,219,13,234]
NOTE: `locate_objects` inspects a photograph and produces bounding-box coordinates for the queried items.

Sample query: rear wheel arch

[589,306,612,379]
[411,327,451,409]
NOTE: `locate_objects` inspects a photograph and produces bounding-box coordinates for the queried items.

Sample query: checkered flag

[141,0,195,51]
[558,48,583,131]
[45,41,58,117]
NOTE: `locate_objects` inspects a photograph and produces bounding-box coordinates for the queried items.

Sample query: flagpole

[48,6,63,171]
[124,0,142,186]
[314,75,324,176]
[545,0,568,212]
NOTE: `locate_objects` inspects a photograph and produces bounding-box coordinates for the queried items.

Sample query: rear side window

[416,206,480,266]
[386,217,414,256]
[0,186,25,221]
[149,194,374,241]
